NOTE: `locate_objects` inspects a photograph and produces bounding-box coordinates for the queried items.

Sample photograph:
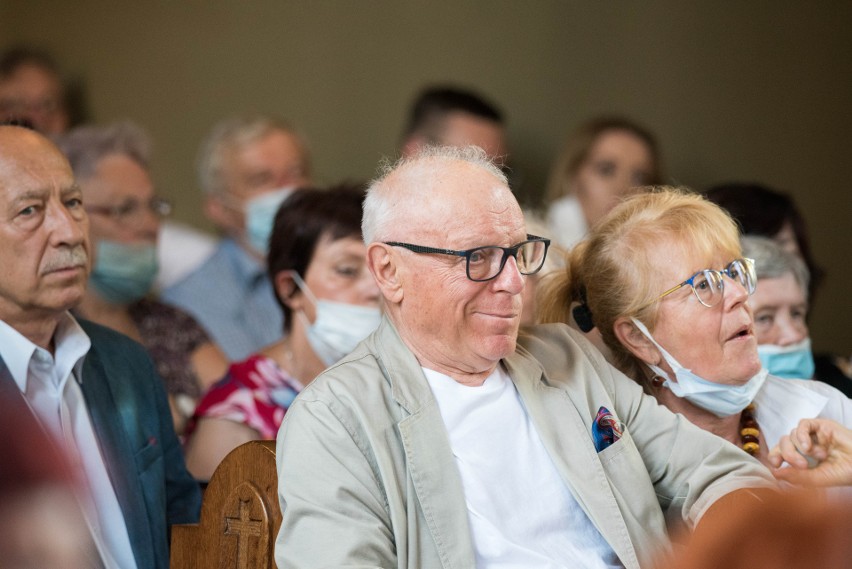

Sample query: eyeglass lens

[119,198,171,221]
[468,240,546,281]
[691,259,755,307]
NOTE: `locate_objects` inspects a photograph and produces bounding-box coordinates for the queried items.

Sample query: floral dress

[186,354,303,439]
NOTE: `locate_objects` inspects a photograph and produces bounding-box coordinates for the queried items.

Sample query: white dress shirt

[0,314,138,569]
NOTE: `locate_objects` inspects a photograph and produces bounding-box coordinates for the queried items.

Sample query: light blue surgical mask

[291,272,382,365]
[758,337,815,380]
[245,187,294,256]
[90,240,158,304]
[632,318,768,418]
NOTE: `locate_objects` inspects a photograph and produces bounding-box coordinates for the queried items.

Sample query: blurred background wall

[2,1,850,354]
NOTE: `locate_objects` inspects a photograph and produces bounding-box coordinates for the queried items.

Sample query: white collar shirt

[0,314,138,569]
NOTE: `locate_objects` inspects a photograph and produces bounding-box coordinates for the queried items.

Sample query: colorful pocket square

[592,406,623,452]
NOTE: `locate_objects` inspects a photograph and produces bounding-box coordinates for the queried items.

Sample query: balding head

[363,146,528,384]
[0,125,89,347]
[362,145,509,245]
[0,124,67,172]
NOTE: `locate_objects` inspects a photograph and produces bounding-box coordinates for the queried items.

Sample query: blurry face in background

[208,129,311,236]
[0,63,68,135]
[81,154,159,245]
[750,272,809,347]
[573,129,654,226]
[294,234,380,324]
[438,112,508,162]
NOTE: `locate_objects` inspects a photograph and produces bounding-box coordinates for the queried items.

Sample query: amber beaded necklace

[739,404,760,455]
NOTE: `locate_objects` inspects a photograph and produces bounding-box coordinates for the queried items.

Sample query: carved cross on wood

[225,498,263,569]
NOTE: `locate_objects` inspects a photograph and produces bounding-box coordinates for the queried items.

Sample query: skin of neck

[392,313,497,387]
[4,311,61,353]
[263,312,326,386]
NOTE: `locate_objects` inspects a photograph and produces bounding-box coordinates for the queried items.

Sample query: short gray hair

[55,121,149,180]
[196,115,307,196]
[362,145,507,244]
[742,235,810,297]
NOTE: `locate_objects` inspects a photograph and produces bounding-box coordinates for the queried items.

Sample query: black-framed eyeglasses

[384,234,551,282]
[85,197,172,224]
[637,257,757,311]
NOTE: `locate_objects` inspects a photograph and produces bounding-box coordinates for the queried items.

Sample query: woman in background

[544,116,663,249]
[57,122,228,434]
[743,235,851,396]
[184,185,381,480]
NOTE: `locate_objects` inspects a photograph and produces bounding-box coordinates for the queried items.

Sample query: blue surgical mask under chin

[90,240,158,304]
[245,187,295,255]
[758,337,815,380]
[291,272,382,366]
[631,318,768,418]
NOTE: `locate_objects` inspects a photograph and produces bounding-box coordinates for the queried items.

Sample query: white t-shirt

[423,365,622,569]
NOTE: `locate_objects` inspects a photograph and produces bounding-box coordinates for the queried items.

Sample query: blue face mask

[245,187,294,256]
[632,318,768,418]
[758,337,815,380]
[90,240,158,304]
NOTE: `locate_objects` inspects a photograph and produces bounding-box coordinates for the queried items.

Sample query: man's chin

[480,334,518,363]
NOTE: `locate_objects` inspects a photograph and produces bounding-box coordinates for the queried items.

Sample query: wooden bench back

[170,440,280,569]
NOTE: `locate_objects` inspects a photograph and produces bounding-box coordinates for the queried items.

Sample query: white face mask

[631,318,767,418]
[291,272,382,366]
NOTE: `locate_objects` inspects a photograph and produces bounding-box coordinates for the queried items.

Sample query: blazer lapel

[373,321,476,569]
[505,351,639,568]
[80,345,154,568]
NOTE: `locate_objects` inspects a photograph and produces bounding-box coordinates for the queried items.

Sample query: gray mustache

[41,247,88,274]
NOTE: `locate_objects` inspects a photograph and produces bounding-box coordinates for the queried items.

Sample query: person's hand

[768,418,852,487]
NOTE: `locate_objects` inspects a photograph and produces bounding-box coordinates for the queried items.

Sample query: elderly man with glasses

[274,146,776,569]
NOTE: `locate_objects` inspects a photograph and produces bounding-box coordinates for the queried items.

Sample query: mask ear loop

[289,271,319,306]
[630,317,695,384]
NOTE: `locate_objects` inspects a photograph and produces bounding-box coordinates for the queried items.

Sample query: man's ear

[367,243,404,304]
[613,316,660,366]
[274,271,302,311]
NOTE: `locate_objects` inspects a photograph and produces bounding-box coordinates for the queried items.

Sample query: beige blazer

[275,319,775,569]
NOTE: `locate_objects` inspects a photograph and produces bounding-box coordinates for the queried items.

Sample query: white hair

[55,121,150,180]
[196,115,308,196]
[741,235,810,297]
[361,145,507,244]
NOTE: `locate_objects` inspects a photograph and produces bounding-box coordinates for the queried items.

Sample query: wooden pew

[170,440,281,569]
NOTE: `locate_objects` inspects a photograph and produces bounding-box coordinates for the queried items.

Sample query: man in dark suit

[0,124,200,568]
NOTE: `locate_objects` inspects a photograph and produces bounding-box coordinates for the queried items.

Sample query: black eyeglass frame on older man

[384,234,550,282]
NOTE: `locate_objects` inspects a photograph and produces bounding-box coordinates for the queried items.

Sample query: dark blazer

[1,319,201,569]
